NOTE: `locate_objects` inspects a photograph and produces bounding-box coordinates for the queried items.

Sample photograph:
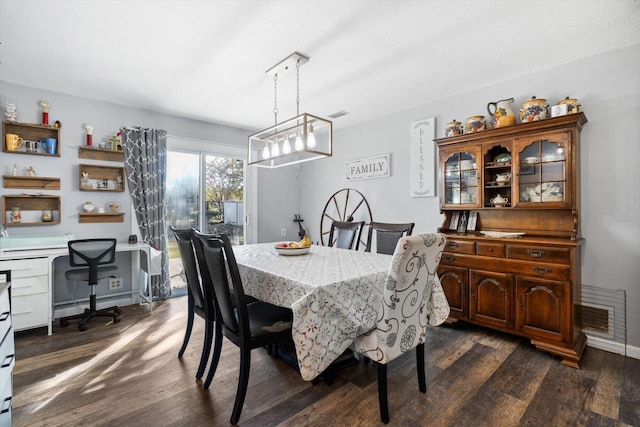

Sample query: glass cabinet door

[514,132,570,206]
[442,147,480,207]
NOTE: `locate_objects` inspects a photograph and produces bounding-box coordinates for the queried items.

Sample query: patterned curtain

[120,127,170,299]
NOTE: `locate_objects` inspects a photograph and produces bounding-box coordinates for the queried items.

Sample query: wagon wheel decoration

[320,188,373,249]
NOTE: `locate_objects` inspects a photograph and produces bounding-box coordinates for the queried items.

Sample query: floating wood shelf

[79,164,125,192]
[78,146,124,162]
[2,121,61,156]
[79,212,124,223]
[2,194,61,226]
[2,175,60,190]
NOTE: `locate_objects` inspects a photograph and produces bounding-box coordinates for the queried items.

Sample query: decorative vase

[82,201,96,213]
[465,115,486,134]
[41,209,53,222]
[520,96,549,122]
[487,98,516,128]
[445,119,464,137]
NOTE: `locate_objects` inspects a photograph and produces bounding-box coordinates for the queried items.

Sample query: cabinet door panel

[515,278,570,343]
[438,266,468,319]
[470,270,513,329]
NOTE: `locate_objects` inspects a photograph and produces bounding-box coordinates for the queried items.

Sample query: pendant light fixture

[248,52,332,168]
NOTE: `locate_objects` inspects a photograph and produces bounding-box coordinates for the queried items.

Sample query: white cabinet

[0,278,14,426]
[0,258,49,331]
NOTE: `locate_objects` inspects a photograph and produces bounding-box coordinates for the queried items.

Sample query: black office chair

[365,221,415,255]
[197,233,293,425]
[171,227,215,381]
[60,238,121,331]
[328,220,365,250]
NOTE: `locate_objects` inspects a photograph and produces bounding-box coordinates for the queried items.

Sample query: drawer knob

[488,248,493,252]
[448,242,459,249]
[443,255,456,263]
[527,249,547,258]
[532,266,552,275]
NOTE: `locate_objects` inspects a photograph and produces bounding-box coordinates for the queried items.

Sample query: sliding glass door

[165,138,250,294]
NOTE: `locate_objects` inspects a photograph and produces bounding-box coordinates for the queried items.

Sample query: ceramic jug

[487,98,516,128]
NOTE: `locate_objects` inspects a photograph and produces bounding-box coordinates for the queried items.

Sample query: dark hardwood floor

[12,296,640,426]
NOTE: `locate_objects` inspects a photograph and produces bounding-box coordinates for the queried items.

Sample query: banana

[298,235,312,248]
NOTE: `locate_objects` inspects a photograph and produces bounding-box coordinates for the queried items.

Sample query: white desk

[0,241,153,335]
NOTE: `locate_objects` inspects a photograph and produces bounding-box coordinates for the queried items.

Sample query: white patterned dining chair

[354,233,447,424]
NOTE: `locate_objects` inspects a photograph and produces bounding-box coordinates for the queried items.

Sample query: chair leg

[377,362,389,424]
[178,297,195,358]
[196,317,213,379]
[204,321,223,389]
[230,347,251,425]
[417,343,426,393]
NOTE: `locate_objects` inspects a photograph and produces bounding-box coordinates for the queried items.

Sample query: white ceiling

[1,0,639,131]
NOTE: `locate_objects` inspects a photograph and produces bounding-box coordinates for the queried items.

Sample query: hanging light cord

[296,59,301,116]
[273,73,279,125]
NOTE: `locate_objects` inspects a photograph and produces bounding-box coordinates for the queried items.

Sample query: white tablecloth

[233,243,450,381]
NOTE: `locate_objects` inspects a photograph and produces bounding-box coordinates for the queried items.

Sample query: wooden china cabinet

[435,113,587,368]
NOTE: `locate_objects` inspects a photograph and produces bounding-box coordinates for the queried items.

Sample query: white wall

[298,44,640,350]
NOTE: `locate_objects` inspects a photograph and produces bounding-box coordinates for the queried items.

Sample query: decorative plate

[274,245,311,256]
[480,231,525,238]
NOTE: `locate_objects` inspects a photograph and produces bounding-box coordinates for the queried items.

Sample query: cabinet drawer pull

[0,396,11,414]
[1,354,14,368]
[447,242,459,249]
[527,249,547,258]
[443,255,456,263]
[0,312,9,322]
[532,266,552,275]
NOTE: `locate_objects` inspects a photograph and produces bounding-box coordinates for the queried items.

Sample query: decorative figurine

[39,101,50,125]
[85,124,94,146]
[117,176,123,191]
[10,207,21,223]
[12,164,18,176]
[81,172,90,190]
[28,166,36,177]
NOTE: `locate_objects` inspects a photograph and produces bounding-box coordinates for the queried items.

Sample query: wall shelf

[79,164,125,192]
[2,194,61,226]
[78,146,124,162]
[2,175,60,190]
[2,121,60,156]
[78,212,124,223]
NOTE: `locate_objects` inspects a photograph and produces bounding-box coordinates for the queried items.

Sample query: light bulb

[282,135,291,154]
[295,132,304,151]
[271,139,280,157]
[262,144,270,159]
[306,124,316,148]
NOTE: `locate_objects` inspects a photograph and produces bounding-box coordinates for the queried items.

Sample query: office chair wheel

[60,319,69,327]
[78,323,88,332]
[115,307,122,315]
[113,315,121,323]
[320,188,372,249]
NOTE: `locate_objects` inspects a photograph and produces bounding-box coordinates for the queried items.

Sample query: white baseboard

[586,334,640,359]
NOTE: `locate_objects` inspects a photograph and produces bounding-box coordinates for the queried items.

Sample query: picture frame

[520,164,535,175]
[449,211,460,230]
[467,211,478,231]
[457,210,469,234]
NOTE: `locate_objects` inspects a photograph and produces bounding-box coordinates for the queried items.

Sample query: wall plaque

[410,117,436,197]
[345,154,390,181]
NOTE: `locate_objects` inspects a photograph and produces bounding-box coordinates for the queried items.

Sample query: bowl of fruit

[274,235,312,256]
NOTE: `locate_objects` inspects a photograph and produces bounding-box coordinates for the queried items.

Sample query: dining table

[232,242,451,381]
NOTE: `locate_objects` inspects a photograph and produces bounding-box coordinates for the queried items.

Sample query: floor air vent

[580,285,626,355]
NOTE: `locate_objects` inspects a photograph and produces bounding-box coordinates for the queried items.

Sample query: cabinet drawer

[510,263,570,281]
[477,242,505,257]
[0,257,49,277]
[507,245,570,264]
[0,331,14,396]
[8,274,48,297]
[0,290,10,345]
[12,293,49,331]
[444,240,476,254]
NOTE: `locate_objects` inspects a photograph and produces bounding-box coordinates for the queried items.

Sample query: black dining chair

[197,233,293,425]
[328,220,365,250]
[60,238,121,331]
[354,233,446,423]
[365,221,415,255]
[171,227,215,381]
